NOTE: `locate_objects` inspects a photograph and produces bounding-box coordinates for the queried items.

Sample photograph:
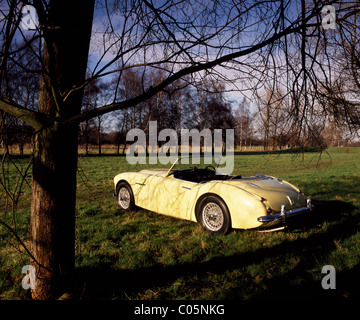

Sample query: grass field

[1,147,360,300]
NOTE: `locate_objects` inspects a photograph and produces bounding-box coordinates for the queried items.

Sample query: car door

[156,176,197,219]
[137,174,198,220]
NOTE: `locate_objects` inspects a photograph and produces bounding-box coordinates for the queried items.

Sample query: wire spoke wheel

[197,195,231,234]
[202,202,224,232]
[116,182,135,211]
[118,187,131,209]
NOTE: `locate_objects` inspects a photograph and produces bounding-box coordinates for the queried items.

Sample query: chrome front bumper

[257,198,313,224]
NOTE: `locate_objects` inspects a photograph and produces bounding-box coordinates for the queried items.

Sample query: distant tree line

[1,64,357,155]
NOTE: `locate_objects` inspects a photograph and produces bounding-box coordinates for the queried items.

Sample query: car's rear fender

[191,182,267,229]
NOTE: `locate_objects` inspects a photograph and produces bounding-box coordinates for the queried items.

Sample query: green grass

[1,147,360,299]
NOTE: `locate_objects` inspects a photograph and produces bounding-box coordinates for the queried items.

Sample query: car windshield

[164,155,239,183]
[168,155,225,173]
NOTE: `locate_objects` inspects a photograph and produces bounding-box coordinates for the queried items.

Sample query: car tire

[116,181,135,211]
[197,195,231,234]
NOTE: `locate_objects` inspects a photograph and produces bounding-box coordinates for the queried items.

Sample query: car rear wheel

[116,181,135,211]
[197,195,231,234]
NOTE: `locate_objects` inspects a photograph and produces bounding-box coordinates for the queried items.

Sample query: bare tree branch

[0,98,47,130]
[64,20,312,126]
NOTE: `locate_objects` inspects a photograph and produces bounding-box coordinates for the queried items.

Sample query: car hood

[223,176,307,212]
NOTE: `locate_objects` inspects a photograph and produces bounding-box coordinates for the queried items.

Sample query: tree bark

[30,0,94,300]
[30,123,78,299]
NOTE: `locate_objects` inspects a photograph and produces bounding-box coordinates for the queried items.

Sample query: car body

[113,157,313,233]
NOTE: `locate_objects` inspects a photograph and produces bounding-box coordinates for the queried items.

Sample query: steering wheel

[205,165,216,172]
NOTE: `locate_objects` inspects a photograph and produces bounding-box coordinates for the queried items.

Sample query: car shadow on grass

[286,199,358,231]
[248,200,360,300]
[72,200,360,300]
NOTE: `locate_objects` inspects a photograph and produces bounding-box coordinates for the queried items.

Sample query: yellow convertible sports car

[113,157,313,233]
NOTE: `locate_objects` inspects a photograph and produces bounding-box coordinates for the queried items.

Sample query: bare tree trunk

[97,116,102,155]
[239,113,243,151]
[29,0,94,299]
[30,123,78,299]
[0,111,8,153]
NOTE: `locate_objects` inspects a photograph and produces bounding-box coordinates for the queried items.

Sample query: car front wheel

[197,195,231,234]
[116,181,135,211]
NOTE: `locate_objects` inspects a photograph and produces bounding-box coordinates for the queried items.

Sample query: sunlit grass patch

[1,147,360,300]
